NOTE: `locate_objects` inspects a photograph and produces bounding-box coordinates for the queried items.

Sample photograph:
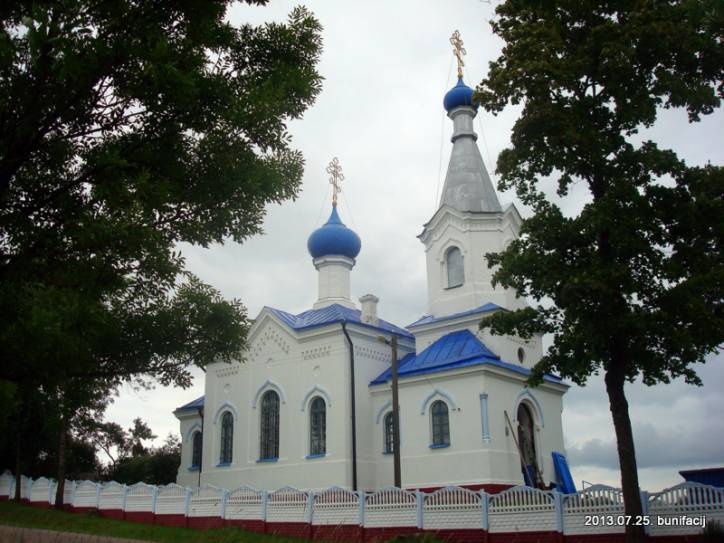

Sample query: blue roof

[443,77,478,112]
[407,302,503,328]
[370,329,561,385]
[268,303,413,339]
[307,204,361,259]
[175,395,204,413]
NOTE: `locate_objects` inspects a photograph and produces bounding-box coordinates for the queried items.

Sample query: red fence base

[266,521,313,539]
[188,516,224,529]
[564,535,625,543]
[29,501,51,509]
[312,524,363,542]
[224,519,266,533]
[98,509,124,520]
[363,526,419,543]
[124,511,155,524]
[489,531,560,543]
[155,513,187,527]
[425,529,488,543]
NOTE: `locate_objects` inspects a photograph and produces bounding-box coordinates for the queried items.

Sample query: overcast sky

[105,0,724,492]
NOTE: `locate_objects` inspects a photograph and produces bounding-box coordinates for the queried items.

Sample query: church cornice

[418,203,522,246]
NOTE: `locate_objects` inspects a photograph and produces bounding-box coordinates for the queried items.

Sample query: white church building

[174,58,569,493]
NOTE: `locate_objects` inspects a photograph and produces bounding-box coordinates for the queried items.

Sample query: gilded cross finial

[326,157,344,206]
[450,30,466,78]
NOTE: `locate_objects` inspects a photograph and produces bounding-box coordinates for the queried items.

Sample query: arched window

[309,396,326,456]
[446,247,464,288]
[383,412,394,454]
[191,431,203,468]
[260,390,280,459]
[430,400,450,447]
[220,412,233,464]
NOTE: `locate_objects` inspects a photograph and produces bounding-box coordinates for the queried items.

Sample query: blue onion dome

[443,77,478,112]
[307,204,361,259]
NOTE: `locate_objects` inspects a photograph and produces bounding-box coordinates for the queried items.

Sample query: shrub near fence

[1,469,723,543]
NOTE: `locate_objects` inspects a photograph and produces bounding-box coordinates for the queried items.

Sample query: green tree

[0,0,323,385]
[476,2,723,541]
[0,0,322,507]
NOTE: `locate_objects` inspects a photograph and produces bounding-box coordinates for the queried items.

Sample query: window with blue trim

[191,430,202,468]
[431,400,450,447]
[220,412,233,464]
[446,247,464,288]
[309,396,326,456]
[383,412,394,454]
[260,390,280,459]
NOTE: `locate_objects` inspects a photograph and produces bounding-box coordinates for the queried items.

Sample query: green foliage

[477,0,723,387]
[111,434,180,486]
[0,0,323,388]
[476,0,723,535]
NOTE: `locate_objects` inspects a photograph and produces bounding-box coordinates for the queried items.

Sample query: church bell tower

[420,31,524,317]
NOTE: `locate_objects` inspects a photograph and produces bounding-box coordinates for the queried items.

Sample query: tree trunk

[54,413,67,510]
[605,367,646,543]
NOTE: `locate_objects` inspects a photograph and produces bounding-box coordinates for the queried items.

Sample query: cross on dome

[450,30,466,78]
[326,157,344,206]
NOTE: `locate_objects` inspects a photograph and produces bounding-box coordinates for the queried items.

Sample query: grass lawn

[0,500,304,542]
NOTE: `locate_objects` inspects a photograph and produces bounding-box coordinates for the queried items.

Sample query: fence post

[122,485,128,513]
[261,490,268,523]
[184,488,192,518]
[357,490,365,527]
[95,483,101,509]
[554,491,564,534]
[151,486,159,514]
[27,478,32,502]
[307,491,315,524]
[480,490,489,532]
[70,481,77,507]
[221,489,229,521]
[640,490,650,536]
[416,491,424,530]
[48,481,54,504]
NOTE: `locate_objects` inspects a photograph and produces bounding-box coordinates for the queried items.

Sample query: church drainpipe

[197,405,204,488]
[341,321,358,491]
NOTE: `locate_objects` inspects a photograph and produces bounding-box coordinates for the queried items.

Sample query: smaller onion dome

[443,77,478,112]
[307,204,361,259]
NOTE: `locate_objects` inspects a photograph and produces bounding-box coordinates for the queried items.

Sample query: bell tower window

[446,246,464,288]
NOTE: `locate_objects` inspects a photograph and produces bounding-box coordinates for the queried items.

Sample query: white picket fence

[1,470,722,538]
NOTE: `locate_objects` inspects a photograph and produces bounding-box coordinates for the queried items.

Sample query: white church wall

[369,367,566,490]
[176,412,202,488]
[422,207,524,317]
[186,313,367,491]
[350,329,415,491]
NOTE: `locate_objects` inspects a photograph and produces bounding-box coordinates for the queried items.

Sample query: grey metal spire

[439,103,502,213]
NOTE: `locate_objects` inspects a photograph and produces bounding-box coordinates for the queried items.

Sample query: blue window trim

[305,453,326,459]
[188,465,200,472]
[256,457,279,463]
[429,443,450,449]
[216,461,231,468]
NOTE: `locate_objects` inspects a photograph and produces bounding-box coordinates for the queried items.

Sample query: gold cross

[450,30,466,78]
[326,157,344,206]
